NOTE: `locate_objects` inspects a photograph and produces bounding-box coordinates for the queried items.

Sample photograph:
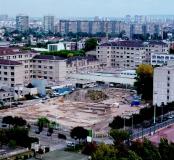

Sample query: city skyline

[0,0,174,17]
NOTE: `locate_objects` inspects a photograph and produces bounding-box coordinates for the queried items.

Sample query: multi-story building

[96,41,146,69]
[59,20,164,38]
[43,16,55,33]
[0,47,100,87]
[0,48,39,84]
[151,53,174,66]
[32,55,67,83]
[153,61,174,106]
[16,14,29,32]
[144,41,169,63]
[0,59,24,87]
[66,55,100,74]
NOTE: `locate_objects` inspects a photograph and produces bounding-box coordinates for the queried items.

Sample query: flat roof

[0,59,22,65]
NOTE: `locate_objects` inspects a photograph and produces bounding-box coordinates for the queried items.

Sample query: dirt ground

[0,88,141,133]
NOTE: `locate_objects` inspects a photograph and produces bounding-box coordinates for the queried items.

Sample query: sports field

[148,124,174,145]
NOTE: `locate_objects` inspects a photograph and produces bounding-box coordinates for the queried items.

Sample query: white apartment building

[144,41,169,63]
[0,59,24,87]
[66,55,100,74]
[151,53,174,66]
[96,41,146,69]
[153,61,174,106]
[0,47,100,87]
[32,55,67,83]
[0,48,39,84]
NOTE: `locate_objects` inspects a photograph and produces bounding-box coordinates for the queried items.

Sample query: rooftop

[0,59,22,65]
[33,55,97,63]
[99,40,144,47]
[0,47,36,56]
[33,55,66,61]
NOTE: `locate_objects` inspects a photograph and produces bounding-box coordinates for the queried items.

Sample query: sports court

[148,124,174,145]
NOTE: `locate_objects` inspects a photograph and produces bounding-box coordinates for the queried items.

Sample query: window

[4,66,7,69]
[4,78,7,81]
[11,72,14,76]
[11,78,14,81]
[4,72,7,75]
[49,66,53,69]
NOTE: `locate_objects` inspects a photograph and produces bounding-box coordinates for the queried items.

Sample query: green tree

[84,38,98,52]
[70,126,88,143]
[131,139,161,160]
[2,116,14,128]
[37,117,50,132]
[0,129,7,147]
[134,64,153,100]
[127,150,142,160]
[110,129,130,145]
[13,117,27,127]
[109,116,124,129]
[159,138,174,160]
[92,143,118,160]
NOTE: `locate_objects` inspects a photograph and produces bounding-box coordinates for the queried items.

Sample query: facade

[153,62,174,106]
[96,41,146,69]
[47,43,65,51]
[32,55,67,83]
[66,55,100,74]
[151,53,174,66]
[0,89,14,102]
[16,15,29,32]
[0,48,39,84]
[0,59,24,87]
[144,41,169,63]
[43,16,55,33]
[0,47,100,87]
[59,20,163,38]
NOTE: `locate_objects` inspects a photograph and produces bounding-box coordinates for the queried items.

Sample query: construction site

[0,88,141,134]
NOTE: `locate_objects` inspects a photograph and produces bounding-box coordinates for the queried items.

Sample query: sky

[0,0,174,17]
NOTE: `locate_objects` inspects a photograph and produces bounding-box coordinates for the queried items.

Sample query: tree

[127,150,142,160]
[134,64,153,100]
[13,117,27,127]
[70,126,88,143]
[2,116,14,128]
[131,139,161,160]
[109,116,124,129]
[82,142,97,155]
[159,138,174,160]
[84,38,98,52]
[92,143,118,160]
[110,129,130,145]
[0,129,8,147]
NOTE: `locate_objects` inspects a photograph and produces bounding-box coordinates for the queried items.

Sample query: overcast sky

[0,0,174,17]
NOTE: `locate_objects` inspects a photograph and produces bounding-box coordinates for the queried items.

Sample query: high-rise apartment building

[43,16,55,33]
[16,14,29,32]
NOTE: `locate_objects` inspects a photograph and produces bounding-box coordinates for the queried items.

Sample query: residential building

[16,14,29,32]
[0,89,14,102]
[47,43,65,51]
[66,55,100,74]
[144,41,169,63]
[153,61,174,106]
[0,47,39,84]
[32,55,67,83]
[151,53,174,66]
[96,41,146,69]
[43,16,55,33]
[0,59,24,87]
